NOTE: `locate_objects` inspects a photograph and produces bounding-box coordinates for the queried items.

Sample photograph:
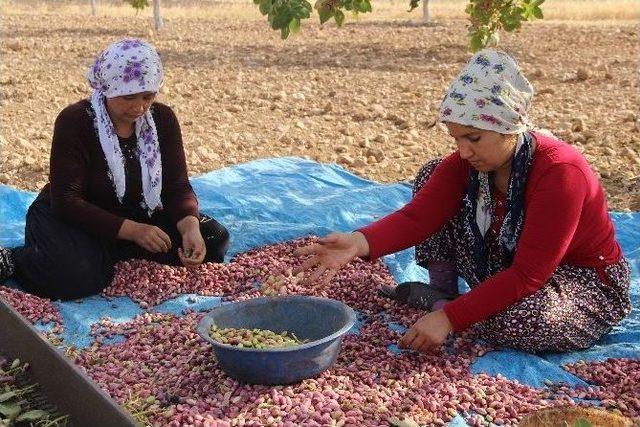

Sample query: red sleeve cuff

[442,300,470,332]
[357,226,382,260]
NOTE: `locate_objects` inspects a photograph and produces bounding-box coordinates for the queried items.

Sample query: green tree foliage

[254,0,545,51]
[465,0,545,50]
[124,0,150,13]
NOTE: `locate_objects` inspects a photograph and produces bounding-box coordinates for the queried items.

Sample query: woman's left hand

[398,310,453,353]
[177,216,206,267]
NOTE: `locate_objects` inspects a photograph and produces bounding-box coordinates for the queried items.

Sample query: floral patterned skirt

[412,160,632,353]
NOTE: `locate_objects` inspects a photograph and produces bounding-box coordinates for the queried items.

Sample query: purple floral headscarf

[87,38,163,215]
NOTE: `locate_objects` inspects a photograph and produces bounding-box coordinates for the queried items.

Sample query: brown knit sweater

[37,99,199,239]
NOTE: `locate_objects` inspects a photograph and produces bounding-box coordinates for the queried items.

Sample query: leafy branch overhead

[253,0,545,50]
[124,0,150,12]
[465,0,545,50]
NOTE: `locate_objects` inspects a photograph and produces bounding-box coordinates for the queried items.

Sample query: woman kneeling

[0,39,229,300]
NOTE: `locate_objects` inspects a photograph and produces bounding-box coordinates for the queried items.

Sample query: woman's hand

[293,232,370,285]
[119,220,171,253]
[398,310,453,353]
[177,216,206,267]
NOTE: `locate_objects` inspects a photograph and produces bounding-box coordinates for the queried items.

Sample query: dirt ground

[1,10,639,210]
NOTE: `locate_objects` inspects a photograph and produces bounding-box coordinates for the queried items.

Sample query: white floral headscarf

[439,48,534,134]
[87,38,164,214]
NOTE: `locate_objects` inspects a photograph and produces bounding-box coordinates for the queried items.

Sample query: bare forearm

[177,215,199,235]
[352,231,370,258]
[117,219,139,241]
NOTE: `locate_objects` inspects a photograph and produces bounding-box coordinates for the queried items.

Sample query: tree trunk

[422,0,430,22]
[90,0,97,16]
[153,0,163,30]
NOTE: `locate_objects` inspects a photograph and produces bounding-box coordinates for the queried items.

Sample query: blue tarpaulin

[1,157,638,423]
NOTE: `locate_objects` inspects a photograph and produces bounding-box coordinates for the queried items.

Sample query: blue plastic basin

[196,296,356,385]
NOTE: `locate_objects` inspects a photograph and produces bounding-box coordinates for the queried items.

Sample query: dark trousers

[12,199,230,301]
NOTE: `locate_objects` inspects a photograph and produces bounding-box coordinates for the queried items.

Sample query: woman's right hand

[119,220,172,253]
[293,232,370,285]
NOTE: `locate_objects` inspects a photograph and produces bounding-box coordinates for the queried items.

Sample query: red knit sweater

[360,133,622,331]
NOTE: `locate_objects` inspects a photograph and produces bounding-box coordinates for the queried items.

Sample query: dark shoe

[378,281,458,311]
[0,247,15,282]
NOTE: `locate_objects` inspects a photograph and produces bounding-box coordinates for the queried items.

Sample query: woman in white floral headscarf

[293,49,631,354]
[0,39,230,300]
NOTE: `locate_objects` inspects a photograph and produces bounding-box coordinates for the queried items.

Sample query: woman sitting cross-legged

[0,39,229,300]
[293,48,631,354]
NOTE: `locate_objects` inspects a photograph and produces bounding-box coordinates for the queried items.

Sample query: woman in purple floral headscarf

[0,39,230,300]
